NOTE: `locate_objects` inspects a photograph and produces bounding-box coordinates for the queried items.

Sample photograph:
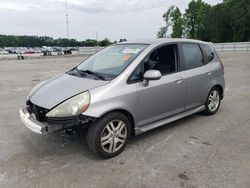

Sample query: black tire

[87,112,131,158]
[203,87,222,115]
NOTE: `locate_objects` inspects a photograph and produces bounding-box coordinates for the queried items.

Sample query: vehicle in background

[1,46,79,55]
[0,48,9,54]
[24,48,35,54]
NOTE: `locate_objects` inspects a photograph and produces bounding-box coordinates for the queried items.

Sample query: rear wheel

[87,112,131,158]
[203,87,221,115]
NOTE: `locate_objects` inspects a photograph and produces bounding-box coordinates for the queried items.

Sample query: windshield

[76,44,148,80]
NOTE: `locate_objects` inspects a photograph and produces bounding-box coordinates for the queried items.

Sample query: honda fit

[20,39,225,158]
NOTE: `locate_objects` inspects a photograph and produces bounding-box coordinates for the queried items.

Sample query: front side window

[144,44,178,75]
[77,44,148,80]
[128,44,178,83]
[182,43,204,70]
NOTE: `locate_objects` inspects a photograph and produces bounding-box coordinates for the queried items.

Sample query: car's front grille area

[27,101,49,122]
[47,116,79,124]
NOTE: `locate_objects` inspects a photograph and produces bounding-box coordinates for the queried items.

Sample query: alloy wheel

[100,120,127,153]
[208,90,220,112]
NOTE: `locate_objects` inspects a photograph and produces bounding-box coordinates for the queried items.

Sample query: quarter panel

[203,61,225,99]
[185,60,225,111]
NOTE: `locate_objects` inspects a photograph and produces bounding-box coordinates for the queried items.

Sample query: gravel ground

[0,53,249,188]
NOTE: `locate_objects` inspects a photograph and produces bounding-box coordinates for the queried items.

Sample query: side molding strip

[135,105,205,135]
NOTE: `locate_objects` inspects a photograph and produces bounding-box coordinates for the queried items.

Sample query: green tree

[157,0,250,42]
[157,6,184,38]
[184,0,211,40]
[157,27,167,38]
[227,0,250,41]
[99,38,112,46]
[203,4,231,42]
[170,7,184,38]
[157,6,175,38]
[202,0,250,42]
[0,35,114,47]
[85,39,98,47]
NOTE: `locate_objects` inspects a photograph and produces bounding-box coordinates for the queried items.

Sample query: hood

[30,74,108,109]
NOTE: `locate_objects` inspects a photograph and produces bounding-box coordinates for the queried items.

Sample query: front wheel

[203,87,222,115]
[87,112,131,158]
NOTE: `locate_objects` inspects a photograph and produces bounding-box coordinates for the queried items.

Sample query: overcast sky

[0,0,222,41]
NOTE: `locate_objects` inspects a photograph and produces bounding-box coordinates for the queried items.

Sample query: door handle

[176,79,183,84]
[174,77,183,84]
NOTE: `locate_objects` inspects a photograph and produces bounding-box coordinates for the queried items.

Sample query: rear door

[180,43,211,110]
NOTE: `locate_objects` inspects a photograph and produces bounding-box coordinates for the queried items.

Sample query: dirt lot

[0,53,249,188]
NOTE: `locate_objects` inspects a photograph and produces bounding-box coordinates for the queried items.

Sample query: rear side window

[202,44,214,62]
[181,43,204,70]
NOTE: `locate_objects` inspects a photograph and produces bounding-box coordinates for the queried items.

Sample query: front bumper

[19,107,48,134]
[19,106,96,135]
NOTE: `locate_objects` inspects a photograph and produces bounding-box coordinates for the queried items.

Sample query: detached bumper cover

[19,107,48,134]
[19,107,96,135]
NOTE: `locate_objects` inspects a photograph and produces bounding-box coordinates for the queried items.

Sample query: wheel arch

[212,84,224,99]
[98,109,136,136]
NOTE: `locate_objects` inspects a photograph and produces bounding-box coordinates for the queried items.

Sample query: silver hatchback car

[20,39,225,158]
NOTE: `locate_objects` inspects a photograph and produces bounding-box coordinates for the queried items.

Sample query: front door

[136,44,185,127]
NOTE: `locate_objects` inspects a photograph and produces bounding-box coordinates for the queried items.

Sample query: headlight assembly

[46,91,90,118]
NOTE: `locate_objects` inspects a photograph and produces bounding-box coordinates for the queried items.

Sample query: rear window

[181,43,204,70]
[202,44,215,62]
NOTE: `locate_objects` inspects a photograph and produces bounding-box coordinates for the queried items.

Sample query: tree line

[0,35,117,47]
[157,0,250,42]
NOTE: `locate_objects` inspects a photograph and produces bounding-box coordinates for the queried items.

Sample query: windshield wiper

[76,69,106,81]
[66,67,82,76]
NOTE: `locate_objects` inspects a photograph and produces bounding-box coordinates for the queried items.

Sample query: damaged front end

[19,101,96,135]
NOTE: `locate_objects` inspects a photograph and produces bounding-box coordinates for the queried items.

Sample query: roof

[119,38,208,45]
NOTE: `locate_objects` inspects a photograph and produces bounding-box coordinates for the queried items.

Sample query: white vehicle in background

[0,48,9,54]
[33,48,42,53]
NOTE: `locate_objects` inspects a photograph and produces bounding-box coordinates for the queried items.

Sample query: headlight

[27,80,48,100]
[46,91,90,117]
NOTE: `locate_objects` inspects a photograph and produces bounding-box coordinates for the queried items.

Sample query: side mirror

[142,70,162,86]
